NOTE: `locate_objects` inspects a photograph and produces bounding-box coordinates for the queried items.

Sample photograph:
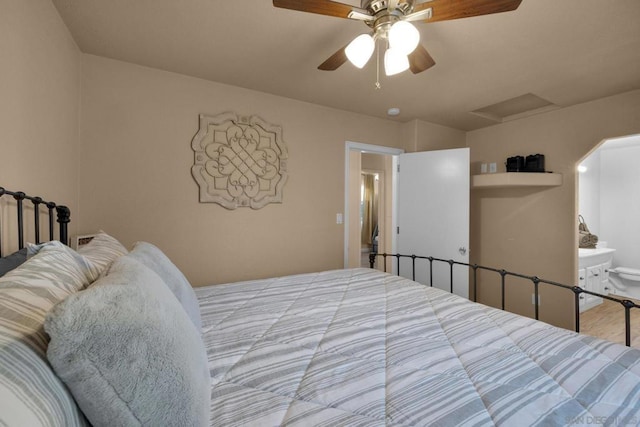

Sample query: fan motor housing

[363,0,412,15]
[363,0,414,35]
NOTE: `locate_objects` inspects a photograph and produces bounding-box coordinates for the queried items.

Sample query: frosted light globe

[384,47,410,76]
[389,21,420,55]
[345,34,375,68]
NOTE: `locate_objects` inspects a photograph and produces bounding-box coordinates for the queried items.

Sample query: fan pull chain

[375,40,381,89]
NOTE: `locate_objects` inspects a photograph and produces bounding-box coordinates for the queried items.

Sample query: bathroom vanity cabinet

[578,248,615,312]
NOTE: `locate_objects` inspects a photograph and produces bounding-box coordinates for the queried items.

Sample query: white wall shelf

[472,172,562,189]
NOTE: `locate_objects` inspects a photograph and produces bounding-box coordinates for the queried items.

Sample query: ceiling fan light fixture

[384,47,409,76]
[388,21,420,55]
[345,34,375,68]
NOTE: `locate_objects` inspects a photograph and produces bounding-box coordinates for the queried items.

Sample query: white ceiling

[51,0,640,131]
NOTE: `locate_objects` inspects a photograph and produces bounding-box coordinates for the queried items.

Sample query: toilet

[609,267,640,300]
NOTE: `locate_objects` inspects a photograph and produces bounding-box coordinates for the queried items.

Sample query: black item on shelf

[523,154,545,172]
[505,154,546,173]
[506,156,525,172]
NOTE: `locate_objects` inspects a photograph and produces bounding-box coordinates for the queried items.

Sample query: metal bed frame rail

[0,187,70,256]
[370,252,640,347]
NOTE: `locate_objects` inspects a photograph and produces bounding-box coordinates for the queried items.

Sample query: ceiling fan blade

[412,0,522,23]
[404,8,434,22]
[273,0,371,20]
[408,44,436,74]
[318,45,349,71]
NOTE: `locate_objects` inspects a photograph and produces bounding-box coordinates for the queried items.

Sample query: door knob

[458,247,467,255]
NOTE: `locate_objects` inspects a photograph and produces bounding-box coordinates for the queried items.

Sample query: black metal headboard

[0,187,70,257]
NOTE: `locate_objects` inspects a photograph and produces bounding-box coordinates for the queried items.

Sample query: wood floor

[580,297,640,348]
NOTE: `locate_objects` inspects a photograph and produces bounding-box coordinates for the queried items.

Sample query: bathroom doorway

[578,133,640,347]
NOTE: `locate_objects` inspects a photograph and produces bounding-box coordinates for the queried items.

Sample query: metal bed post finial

[531,276,540,320]
[411,254,417,281]
[572,286,583,333]
[622,299,635,347]
[31,197,43,244]
[12,191,26,249]
[46,201,56,241]
[499,269,507,311]
[55,205,70,246]
[472,264,479,302]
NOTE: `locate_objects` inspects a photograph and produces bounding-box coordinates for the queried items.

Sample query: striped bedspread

[195,268,640,426]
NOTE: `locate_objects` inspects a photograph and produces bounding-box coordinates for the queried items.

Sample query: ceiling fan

[273,0,523,76]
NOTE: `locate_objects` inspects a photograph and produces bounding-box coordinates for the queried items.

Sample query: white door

[395,148,470,298]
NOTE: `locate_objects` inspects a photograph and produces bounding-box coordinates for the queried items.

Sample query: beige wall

[362,153,386,171]
[402,119,467,152]
[11,3,637,333]
[467,90,640,329]
[0,0,81,247]
[78,55,406,285]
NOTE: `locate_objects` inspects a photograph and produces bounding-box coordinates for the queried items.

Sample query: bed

[1,188,640,426]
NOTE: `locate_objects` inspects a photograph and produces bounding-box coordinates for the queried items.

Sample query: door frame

[344,141,404,268]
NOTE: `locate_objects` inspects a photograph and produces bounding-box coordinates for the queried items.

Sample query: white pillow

[2,241,95,292]
[0,244,92,426]
[76,232,128,277]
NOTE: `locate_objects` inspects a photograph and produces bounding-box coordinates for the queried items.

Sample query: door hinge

[397,164,400,173]
[397,226,400,234]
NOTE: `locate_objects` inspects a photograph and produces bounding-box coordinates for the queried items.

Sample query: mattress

[195,268,640,426]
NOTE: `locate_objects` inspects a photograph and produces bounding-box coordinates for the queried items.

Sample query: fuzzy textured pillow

[44,256,210,427]
[127,241,202,331]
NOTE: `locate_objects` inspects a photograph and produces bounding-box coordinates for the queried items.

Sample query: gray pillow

[44,256,210,427]
[0,248,27,277]
[127,241,202,331]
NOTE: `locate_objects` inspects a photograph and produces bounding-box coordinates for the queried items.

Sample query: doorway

[360,165,384,267]
[344,142,403,269]
[344,142,471,293]
[578,134,640,287]
[577,133,640,347]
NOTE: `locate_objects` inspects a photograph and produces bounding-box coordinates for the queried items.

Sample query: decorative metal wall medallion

[191,112,288,209]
